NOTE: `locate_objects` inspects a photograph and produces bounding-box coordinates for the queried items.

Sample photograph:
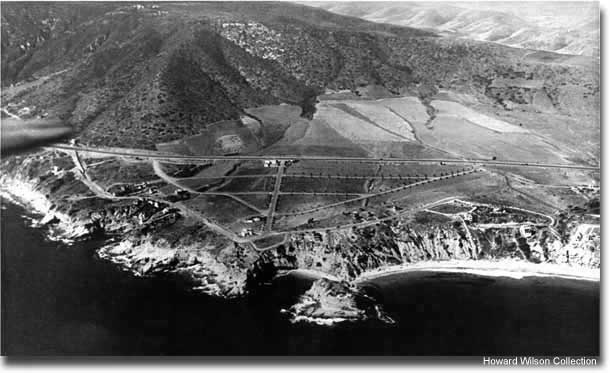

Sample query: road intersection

[58,143,594,251]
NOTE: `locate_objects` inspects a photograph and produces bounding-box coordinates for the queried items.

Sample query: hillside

[310,1,600,57]
[0,1,599,158]
[0,1,600,329]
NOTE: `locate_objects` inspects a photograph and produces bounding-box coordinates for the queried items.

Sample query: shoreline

[280,268,342,282]
[0,176,90,242]
[280,260,600,289]
[2,175,600,292]
[355,259,600,284]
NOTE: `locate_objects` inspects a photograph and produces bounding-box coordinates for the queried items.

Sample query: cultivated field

[412,115,569,163]
[431,100,529,134]
[61,87,599,245]
[378,96,430,125]
[333,100,416,140]
[314,103,405,143]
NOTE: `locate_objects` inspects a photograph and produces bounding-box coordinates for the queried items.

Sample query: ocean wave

[1,176,90,245]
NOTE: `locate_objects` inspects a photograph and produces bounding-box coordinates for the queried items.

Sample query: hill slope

[1,1,599,157]
[309,1,600,57]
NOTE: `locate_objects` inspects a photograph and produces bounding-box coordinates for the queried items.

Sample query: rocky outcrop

[1,151,258,297]
[282,277,394,325]
[98,235,252,297]
[1,151,600,317]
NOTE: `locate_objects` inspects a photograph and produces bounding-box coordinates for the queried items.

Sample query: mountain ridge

[1,1,599,153]
[308,1,599,57]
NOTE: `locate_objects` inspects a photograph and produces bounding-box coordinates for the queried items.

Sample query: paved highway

[50,144,600,171]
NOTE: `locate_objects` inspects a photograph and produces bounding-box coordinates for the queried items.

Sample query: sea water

[0,201,599,356]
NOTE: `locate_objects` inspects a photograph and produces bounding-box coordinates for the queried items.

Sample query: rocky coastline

[0,153,600,325]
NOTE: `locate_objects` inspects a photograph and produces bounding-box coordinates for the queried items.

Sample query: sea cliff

[1,151,600,324]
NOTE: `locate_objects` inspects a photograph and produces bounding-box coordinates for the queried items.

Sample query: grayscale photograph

[0,0,600,359]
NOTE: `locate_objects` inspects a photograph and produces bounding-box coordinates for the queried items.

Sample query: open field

[286,159,380,176]
[268,119,369,157]
[37,133,597,249]
[412,115,569,163]
[79,141,588,234]
[318,96,428,138]
[158,163,211,178]
[331,101,416,141]
[428,201,474,215]
[367,178,426,193]
[47,83,599,243]
[314,103,405,143]
[87,158,158,189]
[271,171,485,231]
[230,161,277,176]
[170,160,239,179]
[156,120,261,156]
[431,100,529,134]
[244,103,370,157]
[477,107,599,164]
[431,90,598,165]
[272,203,363,232]
[172,177,225,192]
[251,234,286,250]
[377,163,467,177]
[244,104,303,146]
[373,96,430,126]
[214,177,274,193]
[183,195,260,233]
[494,172,592,212]
[157,183,181,196]
[281,176,368,194]
[275,194,356,215]
[236,194,272,212]
[485,165,597,186]
[363,171,492,210]
[287,160,466,178]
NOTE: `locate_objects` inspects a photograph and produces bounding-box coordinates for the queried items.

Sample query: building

[519,225,535,238]
[17,107,31,116]
[264,160,281,168]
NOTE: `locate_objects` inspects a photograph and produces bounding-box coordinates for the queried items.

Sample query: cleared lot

[431,100,529,134]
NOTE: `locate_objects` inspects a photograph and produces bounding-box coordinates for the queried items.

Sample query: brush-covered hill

[1,1,599,153]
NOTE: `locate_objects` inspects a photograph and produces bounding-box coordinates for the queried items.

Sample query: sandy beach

[355,259,600,283]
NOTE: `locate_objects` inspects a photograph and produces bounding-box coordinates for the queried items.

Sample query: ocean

[0,201,599,356]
